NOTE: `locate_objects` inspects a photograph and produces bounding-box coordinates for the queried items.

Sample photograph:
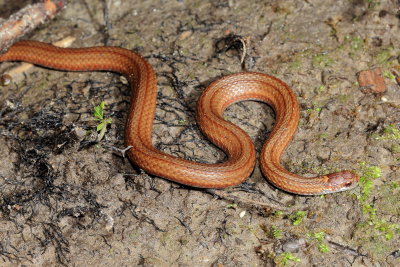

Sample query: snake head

[326,171,359,193]
[324,170,359,193]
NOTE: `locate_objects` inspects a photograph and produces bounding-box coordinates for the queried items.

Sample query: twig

[205,189,302,212]
[328,240,366,257]
[0,0,66,53]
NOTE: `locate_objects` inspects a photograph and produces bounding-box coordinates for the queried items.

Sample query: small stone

[179,31,192,40]
[239,210,246,218]
[74,127,87,140]
[0,74,12,86]
[281,238,306,253]
[357,68,386,93]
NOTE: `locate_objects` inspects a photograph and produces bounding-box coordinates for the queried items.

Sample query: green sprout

[390,144,400,154]
[289,59,302,70]
[93,101,112,141]
[270,225,283,239]
[312,53,333,68]
[366,0,381,9]
[317,243,330,253]
[316,85,326,94]
[357,162,381,201]
[380,124,400,140]
[288,211,307,225]
[350,36,364,51]
[178,119,188,125]
[275,252,301,266]
[375,49,393,67]
[307,232,330,253]
[383,71,396,80]
[370,124,400,143]
[226,203,237,209]
[355,162,400,246]
[273,210,284,218]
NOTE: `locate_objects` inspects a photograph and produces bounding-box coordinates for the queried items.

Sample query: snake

[0,40,359,195]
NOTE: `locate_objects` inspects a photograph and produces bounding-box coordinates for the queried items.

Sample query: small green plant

[275,252,301,266]
[357,162,381,201]
[390,181,399,189]
[315,85,326,94]
[366,0,381,9]
[273,211,284,218]
[370,124,400,141]
[390,144,400,154]
[375,49,393,67]
[318,133,329,139]
[288,211,307,225]
[289,59,302,70]
[307,106,322,113]
[383,71,396,80]
[178,119,188,125]
[381,124,400,140]
[307,232,330,253]
[226,203,237,209]
[93,101,113,141]
[359,202,400,241]
[355,162,400,244]
[312,53,333,68]
[317,243,330,253]
[350,36,364,51]
[352,161,400,261]
[270,225,283,239]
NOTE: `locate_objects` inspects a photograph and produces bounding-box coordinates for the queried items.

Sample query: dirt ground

[0,0,399,266]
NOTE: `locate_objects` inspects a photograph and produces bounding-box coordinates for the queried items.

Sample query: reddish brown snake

[0,40,358,195]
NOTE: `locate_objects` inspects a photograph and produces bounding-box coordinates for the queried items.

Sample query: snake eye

[343,180,355,187]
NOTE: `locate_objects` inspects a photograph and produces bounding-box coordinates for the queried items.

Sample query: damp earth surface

[0,0,399,266]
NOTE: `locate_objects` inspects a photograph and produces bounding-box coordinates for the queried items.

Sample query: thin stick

[0,0,66,53]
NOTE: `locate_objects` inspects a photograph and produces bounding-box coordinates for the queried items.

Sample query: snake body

[0,40,358,195]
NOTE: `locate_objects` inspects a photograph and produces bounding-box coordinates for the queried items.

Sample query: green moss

[289,59,302,70]
[272,210,284,219]
[390,144,400,154]
[306,104,322,113]
[315,85,326,94]
[160,232,172,246]
[261,224,284,239]
[129,231,139,241]
[353,162,400,260]
[372,124,400,141]
[333,94,350,103]
[226,203,237,209]
[390,181,399,189]
[317,243,330,253]
[357,162,381,201]
[367,0,381,9]
[383,125,400,139]
[274,252,301,266]
[270,225,283,239]
[307,231,330,253]
[375,49,394,67]
[318,133,329,139]
[177,119,188,125]
[350,36,364,51]
[288,211,307,225]
[312,53,333,68]
[383,70,396,80]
